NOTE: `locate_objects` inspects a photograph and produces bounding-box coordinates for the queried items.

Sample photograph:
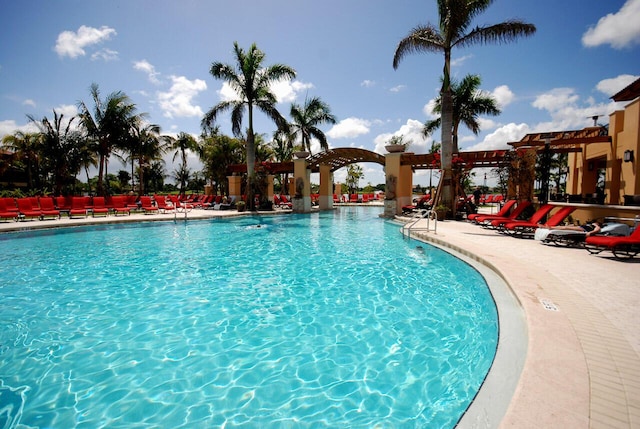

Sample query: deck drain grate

[540,298,559,311]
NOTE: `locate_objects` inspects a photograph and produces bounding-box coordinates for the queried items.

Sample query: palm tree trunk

[440,87,454,216]
[246,107,256,210]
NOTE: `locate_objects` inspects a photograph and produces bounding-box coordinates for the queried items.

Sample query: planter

[294,151,310,159]
[385,144,406,153]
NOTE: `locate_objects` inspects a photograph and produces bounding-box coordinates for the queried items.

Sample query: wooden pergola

[508,126,611,151]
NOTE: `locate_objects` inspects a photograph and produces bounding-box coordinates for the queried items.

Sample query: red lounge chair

[480,201,534,227]
[139,196,158,214]
[91,197,110,217]
[333,194,340,203]
[488,202,551,228]
[502,206,576,237]
[349,194,359,203]
[110,196,130,216]
[38,197,61,219]
[154,195,174,213]
[69,197,88,218]
[585,227,640,259]
[0,198,17,222]
[16,197,42,221]
[467,199,516,222]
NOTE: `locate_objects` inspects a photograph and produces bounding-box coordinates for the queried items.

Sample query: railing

[402,209,437,239]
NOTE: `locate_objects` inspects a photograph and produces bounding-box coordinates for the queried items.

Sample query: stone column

[227,175,242,203]
[384,152,413,216]
[293,158,312,213]
[266,175,274,203]
[318,164,333,210]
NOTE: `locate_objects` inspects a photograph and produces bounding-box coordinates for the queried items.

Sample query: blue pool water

[0,207,498,428]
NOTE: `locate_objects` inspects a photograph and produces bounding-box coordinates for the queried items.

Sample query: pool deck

[1,206,638,428]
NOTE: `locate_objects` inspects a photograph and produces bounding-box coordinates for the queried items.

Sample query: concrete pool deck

[1,206,638,428]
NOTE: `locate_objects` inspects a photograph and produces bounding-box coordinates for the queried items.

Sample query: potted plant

[385,134,412,153]
[434,204,448,221]
[236,200,246,212]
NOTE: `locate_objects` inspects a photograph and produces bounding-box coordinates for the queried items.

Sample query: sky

[1,0,639,189]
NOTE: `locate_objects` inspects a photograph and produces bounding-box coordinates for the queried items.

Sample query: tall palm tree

[168,132,200,195]
[128,123,165,195]
[202,42,296,210]
[289,96,336,153]
[423,74,501,153]
[393,0,535,213]
[77,83,142,196]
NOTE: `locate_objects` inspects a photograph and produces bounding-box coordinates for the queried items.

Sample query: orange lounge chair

[91,196,110,217]
[467,199,516,222]
[139,196,159,214]
[38,197,61,219]
[502,206,576,237]
[585,226,640,259]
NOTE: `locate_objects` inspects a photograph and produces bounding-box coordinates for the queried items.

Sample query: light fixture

[623,150,634,163]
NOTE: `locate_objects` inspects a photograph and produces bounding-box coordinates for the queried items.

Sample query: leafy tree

[202,42,295,210]
[117,170,131,191]
[345,164,364,194]
[2,131,42,190]
[77,83,143,196]
[289,96,336,153]
[423,74,500,153]
[393,0,535,213]
[270,129,295,193]
[199,132,243,196]
[27,111,77,195]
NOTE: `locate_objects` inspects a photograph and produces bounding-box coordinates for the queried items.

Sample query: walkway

[404,217,640,428]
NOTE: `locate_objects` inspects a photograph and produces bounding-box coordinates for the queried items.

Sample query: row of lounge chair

[467,199,640,259]
[0,194,241,222]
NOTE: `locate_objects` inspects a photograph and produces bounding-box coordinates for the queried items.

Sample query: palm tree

[270,129,295,193]
[393,0,535,213]
[199,132,243,196]
[423,74,501,153]
[202,42,296,210]
[128,123,165,195]
[289,96,336,153]
[168,132,200,195]
[77,83,142,196]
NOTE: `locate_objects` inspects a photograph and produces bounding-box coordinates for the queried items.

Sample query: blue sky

[1,0,639,188]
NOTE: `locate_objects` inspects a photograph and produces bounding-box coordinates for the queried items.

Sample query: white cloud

[466,122,531,152]
[326,117,371,139]
[582,0,640,49]
[373,119,427,154]
[91,48,118,62]
[217,79,313,104]
[22,99,36,108]
[532,88,580,112]
[158,76,207,118]
[361,80,375,88]
[54,104,79,119]
[55,25,117,58]
[423,98,438,118]
[271,79,314,103]
[596,74,640,96]
[134,59,161,84]
[451,54,473,67]
[491,85,515,108]
[390,85,406,93]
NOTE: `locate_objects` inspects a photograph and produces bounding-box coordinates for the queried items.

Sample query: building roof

[611,77,640,102]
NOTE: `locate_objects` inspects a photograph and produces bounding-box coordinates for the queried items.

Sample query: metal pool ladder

[402,209,437,239]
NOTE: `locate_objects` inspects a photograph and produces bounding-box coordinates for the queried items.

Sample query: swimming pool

[0,206,498,428]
